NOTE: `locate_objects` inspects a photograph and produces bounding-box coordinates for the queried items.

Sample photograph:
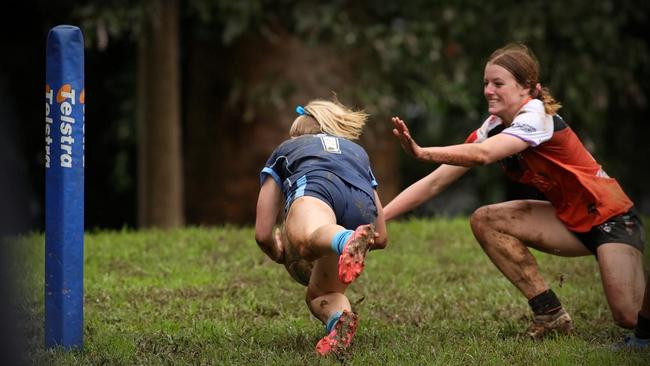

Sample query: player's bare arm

[254,177,285,263]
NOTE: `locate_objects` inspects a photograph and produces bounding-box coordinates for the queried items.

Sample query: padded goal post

[44,25,85,349]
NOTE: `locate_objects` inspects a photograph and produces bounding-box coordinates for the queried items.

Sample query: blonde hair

[289,99,368,140]
[289,115,321,138]
[488,43,562,115]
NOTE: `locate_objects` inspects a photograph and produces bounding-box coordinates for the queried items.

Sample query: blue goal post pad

[44,24,85,349]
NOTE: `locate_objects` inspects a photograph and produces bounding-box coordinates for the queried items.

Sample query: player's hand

[391,116,423,159]
[370,231,387,250]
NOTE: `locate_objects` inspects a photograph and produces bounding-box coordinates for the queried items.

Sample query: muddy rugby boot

[316,310,359,357]
[338,224,375,285]
[611,334,650,351]
[526,308,574,339]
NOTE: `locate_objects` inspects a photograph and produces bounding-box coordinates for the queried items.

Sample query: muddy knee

[470,205,501,242]
[612,309,637,329]
[470,202,530,236]
[289,237,319,260]
[470,206,490,233]
[296,243,315,260]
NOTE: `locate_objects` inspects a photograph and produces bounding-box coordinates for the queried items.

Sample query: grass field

[12,218,650,365]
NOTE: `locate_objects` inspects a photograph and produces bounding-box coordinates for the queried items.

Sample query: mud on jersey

[465,99,632,232]
[260,134,378,209]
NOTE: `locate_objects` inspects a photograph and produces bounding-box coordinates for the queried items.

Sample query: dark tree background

[1,0,648,232]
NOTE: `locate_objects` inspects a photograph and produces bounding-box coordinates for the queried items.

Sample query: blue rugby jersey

[260,134,378,207]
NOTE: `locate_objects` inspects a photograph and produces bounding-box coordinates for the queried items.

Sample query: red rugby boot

[315,310,359,357]
[338,224,375,284]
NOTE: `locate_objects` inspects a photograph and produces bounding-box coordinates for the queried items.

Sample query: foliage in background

[175,0,648,151]
[12,0,649,229]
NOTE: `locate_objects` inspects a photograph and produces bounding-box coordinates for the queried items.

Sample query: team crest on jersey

[511,122,536,133]
[320,135,341,153]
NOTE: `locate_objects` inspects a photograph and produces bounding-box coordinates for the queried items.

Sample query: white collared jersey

[471,99,553,146]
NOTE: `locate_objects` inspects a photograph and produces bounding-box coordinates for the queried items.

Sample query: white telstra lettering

[60,88,75,104]
[45,87,54,168]
[58,87,76,168]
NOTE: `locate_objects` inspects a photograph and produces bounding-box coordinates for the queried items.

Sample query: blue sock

[326,311,343,333]
[331,230,353,255]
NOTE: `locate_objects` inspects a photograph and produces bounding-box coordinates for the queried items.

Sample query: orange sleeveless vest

[502,127,632,232]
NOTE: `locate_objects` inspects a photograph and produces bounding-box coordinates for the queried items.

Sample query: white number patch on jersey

[320,135,341,154]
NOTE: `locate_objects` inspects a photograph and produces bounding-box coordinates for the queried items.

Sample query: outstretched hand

[391,116,422,159]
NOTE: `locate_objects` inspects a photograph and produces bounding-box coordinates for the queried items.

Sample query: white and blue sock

[330,230,353,255]
[325,311,343,333]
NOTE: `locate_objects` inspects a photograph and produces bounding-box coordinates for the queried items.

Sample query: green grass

[12,218,650,365]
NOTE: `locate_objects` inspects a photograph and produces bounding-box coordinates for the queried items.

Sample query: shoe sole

[316,310,359,356]
[338,224,375,285]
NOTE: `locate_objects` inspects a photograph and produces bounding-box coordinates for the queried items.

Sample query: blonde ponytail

[291,98,368,140]
[538,87,562,115]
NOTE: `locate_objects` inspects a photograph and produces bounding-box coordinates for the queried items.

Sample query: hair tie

[296,105,307,116]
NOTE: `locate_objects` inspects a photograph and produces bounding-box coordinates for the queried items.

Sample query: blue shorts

[286,172,377,228]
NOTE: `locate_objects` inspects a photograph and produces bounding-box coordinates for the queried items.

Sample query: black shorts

[573,208,645,256]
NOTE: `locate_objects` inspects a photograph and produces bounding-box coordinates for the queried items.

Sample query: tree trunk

[184,31,400,225]
[136,0,184,228]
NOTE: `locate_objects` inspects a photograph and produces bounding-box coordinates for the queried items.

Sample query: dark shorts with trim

[287,172,377,229]
[572,208,645,256]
